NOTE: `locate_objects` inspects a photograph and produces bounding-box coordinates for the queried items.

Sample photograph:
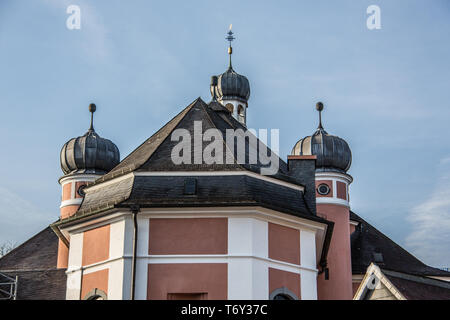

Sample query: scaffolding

[0,272,17,300]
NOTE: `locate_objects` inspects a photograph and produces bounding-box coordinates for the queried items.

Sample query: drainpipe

[130,205,140,300]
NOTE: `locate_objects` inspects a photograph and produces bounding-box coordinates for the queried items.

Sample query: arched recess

[83,288,108,300]
[269,287,299,300]
[237,104,245,122]
[225,103,234,114]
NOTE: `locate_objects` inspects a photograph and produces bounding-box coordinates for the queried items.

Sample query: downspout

[130,205,140,300]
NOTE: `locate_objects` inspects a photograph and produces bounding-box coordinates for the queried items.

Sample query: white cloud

[405,160,450,268]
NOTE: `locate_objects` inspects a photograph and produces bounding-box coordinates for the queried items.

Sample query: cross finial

[226,24,235,70]
[88,103,96,131]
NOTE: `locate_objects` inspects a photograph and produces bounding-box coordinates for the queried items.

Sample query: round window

[317,184,330,195]
[77,185,86,197]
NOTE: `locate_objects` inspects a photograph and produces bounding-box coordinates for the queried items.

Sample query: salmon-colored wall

[57,239,69,269]
[147,263,227,300]
[60,205,79,219]
[81,269,109,299]
[317,204,353,300]
[336,181,347,200]
[62,183,72,201]
[149,218,227,255]
[82,225,110,267]
[316,180,333,197]
[269,268,301,299]
[268,223,300,265]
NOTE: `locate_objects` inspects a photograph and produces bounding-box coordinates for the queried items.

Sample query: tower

[291,102,353,299]
[57,104,120,268]
[211,25,250,125]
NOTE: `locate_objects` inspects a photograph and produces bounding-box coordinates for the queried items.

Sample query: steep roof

[56,98,325,224]
[350,211,450,277]
[93,98,291,185]
[0,227,66,300]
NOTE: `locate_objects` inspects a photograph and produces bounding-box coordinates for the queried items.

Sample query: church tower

[211,26,250,125]
[57,104,120,268]
[291,102,353,299]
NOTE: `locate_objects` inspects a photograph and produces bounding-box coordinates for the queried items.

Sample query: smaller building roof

[354,263,450,300]
[350,211,450,277]
[0,227,66,300]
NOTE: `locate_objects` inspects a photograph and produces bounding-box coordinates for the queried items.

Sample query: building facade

[1,31,449,300]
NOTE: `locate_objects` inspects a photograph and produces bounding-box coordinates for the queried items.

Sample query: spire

[88,103,96,132]
[226,24,235,71]
[316,101,324,130]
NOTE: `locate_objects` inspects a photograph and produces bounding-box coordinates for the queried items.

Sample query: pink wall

[147,263,227,300]
[148,218,227,255]
[269,268,301,299]
[268,223,300,265]
[317,204,353,300]
[81,269,109,299]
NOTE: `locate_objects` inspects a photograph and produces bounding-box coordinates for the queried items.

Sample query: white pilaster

[134,216,150,300]
[300,230,318,300]
[66,232,83,300]
[227,218,268,299]
[108,219,126,300]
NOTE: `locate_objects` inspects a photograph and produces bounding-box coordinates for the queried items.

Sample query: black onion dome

[212,67,250,102]
[60,104,120,175]
[291,103,352,173]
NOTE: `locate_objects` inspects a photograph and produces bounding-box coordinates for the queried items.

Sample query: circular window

[77,185,86,197]
[317,184,330,195]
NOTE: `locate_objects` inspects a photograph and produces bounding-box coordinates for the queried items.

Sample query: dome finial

[89,103,96,131]
[316,101,324,129]
[226,24,235,71]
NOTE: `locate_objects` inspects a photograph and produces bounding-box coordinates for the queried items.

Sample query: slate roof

[383,270,450,300]
[56,97,325,225]
[350,211,450,277]
[0,227,66,300]
[93,98,290,184]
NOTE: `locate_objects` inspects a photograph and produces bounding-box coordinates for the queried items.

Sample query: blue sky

[0,0,449,267]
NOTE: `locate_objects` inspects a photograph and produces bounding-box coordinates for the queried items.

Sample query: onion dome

[60,104,120,175]
[291,102,352,173]
[210,26,250,103]
[212,67,250,102]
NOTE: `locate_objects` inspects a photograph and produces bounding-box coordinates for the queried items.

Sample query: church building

[1,30,449,300]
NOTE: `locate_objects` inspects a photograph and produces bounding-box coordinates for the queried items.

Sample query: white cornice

[59,174,101,185]
[316,171,353,184]
[316,197,350,208]
[60,198,83,208]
